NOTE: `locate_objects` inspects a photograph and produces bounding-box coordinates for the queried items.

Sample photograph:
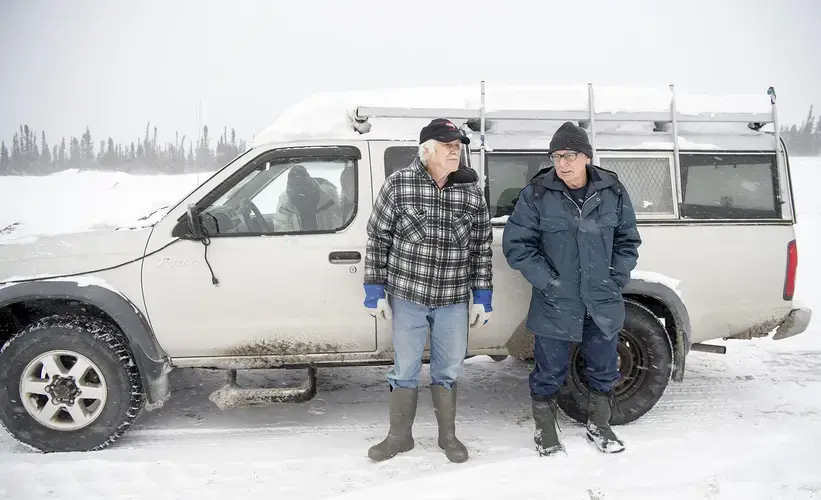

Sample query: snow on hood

[0,228,151,284]
[0,168,204,244]
[0,206,169,245]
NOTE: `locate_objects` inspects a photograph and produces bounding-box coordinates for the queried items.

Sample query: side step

[690,343,727,354]
[208,367,317,410]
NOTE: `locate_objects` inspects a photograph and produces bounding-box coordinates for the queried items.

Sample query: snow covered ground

[0,158,820,500]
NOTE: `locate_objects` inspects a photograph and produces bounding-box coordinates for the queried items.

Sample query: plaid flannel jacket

[364,157,493,307]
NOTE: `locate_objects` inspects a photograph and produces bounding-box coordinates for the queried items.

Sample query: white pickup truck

[0,83,811,453]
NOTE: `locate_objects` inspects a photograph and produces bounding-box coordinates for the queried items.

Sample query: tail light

[783,239,798,301]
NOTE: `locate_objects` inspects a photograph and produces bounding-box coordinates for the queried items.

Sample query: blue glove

[470,289,492,328]
[363,284,386,308]
[473,289,493,312]
[364,284,391,320]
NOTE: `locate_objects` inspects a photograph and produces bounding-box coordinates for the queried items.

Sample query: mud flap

[504,322,535,359]
[208,367,317,410]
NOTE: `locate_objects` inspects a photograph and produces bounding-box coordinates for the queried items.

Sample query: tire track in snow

[118,418,528,449]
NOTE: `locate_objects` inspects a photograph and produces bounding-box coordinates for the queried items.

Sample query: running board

[208,367,317,410]
[690,343,727,354]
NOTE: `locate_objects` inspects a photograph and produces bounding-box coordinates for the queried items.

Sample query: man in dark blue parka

[503,121,641,456]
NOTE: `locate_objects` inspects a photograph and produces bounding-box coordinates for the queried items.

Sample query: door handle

[329,251,361,264]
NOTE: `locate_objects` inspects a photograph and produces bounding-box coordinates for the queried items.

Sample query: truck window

[200,155,357,235]
[486,154,548,219]
[384,147,418,177]
[679,153,780,219]
[599,156,676,217]
[486,153,676,220]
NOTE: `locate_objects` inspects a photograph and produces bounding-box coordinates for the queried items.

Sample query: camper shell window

[485,153,677,221]
[679,153,780,220]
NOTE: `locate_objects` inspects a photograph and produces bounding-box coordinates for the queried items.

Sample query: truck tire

[557,300,673,426]
[0,314,145,453]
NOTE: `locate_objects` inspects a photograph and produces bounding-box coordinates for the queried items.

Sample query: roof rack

[352,81,783,190]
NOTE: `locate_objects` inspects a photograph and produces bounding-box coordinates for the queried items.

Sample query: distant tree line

[0,123,247,176]
[780,105,821,156]
[1,106,819,176]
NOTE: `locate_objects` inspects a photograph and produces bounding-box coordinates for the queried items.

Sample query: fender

[623,277,692,382]
[504,277,692,383]
[0,280,171,409]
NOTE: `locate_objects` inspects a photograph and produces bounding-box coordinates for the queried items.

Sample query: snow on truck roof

[250,83,780,152]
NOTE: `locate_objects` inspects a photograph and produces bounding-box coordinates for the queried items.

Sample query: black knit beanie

[549,121,593,159]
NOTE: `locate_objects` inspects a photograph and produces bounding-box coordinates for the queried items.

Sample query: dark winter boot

[586,389,625,453]
[431,384,468,463]
[532,397,564,456]
[368,387,418,461]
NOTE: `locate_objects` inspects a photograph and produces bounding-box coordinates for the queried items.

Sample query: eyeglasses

[549,152,579,163]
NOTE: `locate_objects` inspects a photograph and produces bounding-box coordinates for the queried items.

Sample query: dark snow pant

[529,310,621,401]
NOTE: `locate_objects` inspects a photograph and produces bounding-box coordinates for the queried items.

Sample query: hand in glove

[363,284,392,320]
[469,289,492,329]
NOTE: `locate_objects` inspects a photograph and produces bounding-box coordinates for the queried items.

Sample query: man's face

[550,150,588,186]
[432,139,462,173]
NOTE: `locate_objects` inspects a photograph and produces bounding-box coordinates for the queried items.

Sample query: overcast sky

[2,0,819,148]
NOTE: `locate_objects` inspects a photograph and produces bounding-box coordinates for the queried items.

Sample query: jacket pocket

[597,212,619,265]
[539,217,568,232]
[396,207,427,243]
[538,274,560,297]
[539,216,568,264]
[449,212,473,248]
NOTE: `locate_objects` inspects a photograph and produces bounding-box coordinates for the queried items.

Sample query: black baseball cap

[419,118,470,145]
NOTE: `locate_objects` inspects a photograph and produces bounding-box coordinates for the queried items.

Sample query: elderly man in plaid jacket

[363,118,494,464]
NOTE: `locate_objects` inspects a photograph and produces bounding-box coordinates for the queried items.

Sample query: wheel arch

[503,278,692,382]
[0,280,171,409]
[623,277,692,382]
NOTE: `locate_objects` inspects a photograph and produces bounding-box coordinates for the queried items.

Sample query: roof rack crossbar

[354,107,773,125]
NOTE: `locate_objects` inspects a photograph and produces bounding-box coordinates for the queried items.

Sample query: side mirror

[186,204,204,239]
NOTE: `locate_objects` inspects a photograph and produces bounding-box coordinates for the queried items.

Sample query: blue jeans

[529,311,621,401]
[386,296,469,391]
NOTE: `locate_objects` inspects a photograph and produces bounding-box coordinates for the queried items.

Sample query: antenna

[196,100,201,185]
[480,80,486,181]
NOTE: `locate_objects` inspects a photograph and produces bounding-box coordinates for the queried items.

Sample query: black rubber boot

[431,384,469,463]
[532,397,564,456]
[368,387,418,461]
[586,388,625,453]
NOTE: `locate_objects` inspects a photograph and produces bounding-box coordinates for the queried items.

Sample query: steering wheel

[238,198,273,233]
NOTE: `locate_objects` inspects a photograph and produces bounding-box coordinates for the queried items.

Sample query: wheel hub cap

[19,350,108,431]
[45,375,81,405]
